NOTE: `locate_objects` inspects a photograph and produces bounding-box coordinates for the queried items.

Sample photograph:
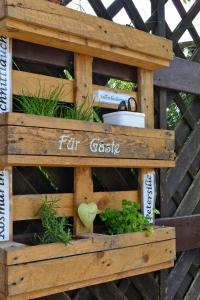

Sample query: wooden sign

[0,123,175,161]
[141,171,156,224]
[0,35,12,113]
[0,170,10,241]
[0,35,12,241]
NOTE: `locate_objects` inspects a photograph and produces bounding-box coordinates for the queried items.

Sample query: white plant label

[142,172,156,224]
[0,36,12,241]
[0,170,10,241]
[94,90,131,105]
[0,36,12,113]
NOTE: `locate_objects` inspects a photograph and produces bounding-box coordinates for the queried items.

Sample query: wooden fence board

[184,270,200,300]
[166,120,200,200]
[154,57,200,94]
[167,250,199,300]
[155,215,200,251]
[131,274,159,300]
[174,169,200,216]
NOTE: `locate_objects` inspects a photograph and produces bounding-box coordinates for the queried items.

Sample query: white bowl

[103,111,145,128]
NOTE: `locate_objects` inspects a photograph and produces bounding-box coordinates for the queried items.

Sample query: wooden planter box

[0,227,175,300]
[0,113,175,168]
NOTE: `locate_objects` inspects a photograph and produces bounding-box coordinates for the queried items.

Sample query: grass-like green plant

[100,199,153,235]
[37,198,72,245]
[15,85,63,117]
[61,101,101,122]
[15,85,101,122]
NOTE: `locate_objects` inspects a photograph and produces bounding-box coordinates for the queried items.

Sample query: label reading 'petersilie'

[142,172,156,224]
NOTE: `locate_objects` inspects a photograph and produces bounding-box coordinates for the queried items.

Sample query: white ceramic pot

[102,111,145,128]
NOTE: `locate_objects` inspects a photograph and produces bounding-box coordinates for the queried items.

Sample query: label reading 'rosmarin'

[0,170,10,241]
[0,36,12,113]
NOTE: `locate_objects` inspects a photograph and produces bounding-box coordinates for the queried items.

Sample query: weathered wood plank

[0,113,174,140]
[1,227,175,265]
[7,240,175,295]
[0,125,175,160]
[0,0,172,70]
[0,155,176,168]
[13,70,137,109]
[166,120,200,200]
[12,191,139,221]
[89,282,128,300]
[0,264,6,294]
[154,57,200,95]
[0,261,174,300]
[175,169,200,216]
[167,250,199,300]
[184,269,200,300]
[131,273,159,300]
[137,69,154,128]
[73,54,94,235]
[12,41,200,95]
[155,215,200,251]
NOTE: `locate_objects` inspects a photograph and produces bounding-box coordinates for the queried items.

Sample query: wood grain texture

[4,0,172,59]
[0,155,176,168]
[0,113,174,139]
[154,57,200,94]
[0,264,6,294]
[73,54,94,235]
[0,125,175,161]
[0,0,172,70]
[156,215,200,251]
[13,70,137,109]
[6,239,175,295]
[137,69,154,128]
[0,227,175,265]
[0,261,174,300]
[12,191,139,221]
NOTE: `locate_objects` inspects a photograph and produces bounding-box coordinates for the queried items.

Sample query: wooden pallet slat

[13,191,139,221]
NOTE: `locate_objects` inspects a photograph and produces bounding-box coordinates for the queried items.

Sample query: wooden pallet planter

[0,0,176,299]
[0,228,175,300]
[0,112,175,168]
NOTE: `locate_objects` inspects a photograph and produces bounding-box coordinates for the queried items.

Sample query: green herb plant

[37,198,72,245]
[61,101,101,122]
[15,85,101,122]
[100,199,153,236]
[15,85,63,117]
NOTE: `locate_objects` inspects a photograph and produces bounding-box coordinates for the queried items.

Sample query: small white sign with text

[142,172,156,224]
[0,170,10,241]
[0,35,12,113]
[94,90,131,105]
